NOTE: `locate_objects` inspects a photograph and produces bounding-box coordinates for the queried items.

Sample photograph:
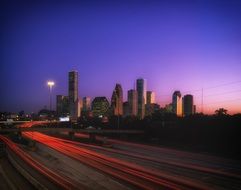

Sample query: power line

[195,98,241,106]
[194,89,241,99]
[158,80,241,97]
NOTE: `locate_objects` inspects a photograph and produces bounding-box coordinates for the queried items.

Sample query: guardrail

[0,135,81,190]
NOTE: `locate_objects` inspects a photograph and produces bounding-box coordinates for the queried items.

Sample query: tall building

[82,97,91,112]
[123,101,130,117]
[111,84,123,116]
[77,98,83,117]
[136,78,147,119]
[183,94,194,116]
[172,91,182,116]
[56,95,69,116]
[68,71,78,120]
[146,91,156,116]
[92,97,109,117]
[146,91,155,105]
[128,89,137,116]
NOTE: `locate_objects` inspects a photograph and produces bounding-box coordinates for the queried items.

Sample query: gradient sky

[1,0,241,114]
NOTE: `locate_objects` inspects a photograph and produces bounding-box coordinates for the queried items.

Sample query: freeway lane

[43,132,241,190]
[69,132,241,176]
[23,132,185,190]
[23,131,223,190]
[15,122,241,190]
[0,135,84,190]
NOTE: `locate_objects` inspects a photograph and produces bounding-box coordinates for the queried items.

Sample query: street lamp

[47,81,55,111]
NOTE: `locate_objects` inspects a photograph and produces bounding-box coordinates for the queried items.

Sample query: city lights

[47,81,55,111]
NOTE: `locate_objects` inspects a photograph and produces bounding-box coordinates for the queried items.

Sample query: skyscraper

[123,101,130,117]
[172,91,182,116]
[92,97,109,117]
[77,98,83,117]
[56,95,69,116]
[183,94,194,116]
[136,78,147,119]
[111,84,123,116]
[68,71,78,120]
[146,91,156,116]
[128,89,137,116]
[146,91,155,105]
[82,97,91,112]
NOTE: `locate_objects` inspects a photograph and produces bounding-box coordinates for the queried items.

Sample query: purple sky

[1,0,241,114]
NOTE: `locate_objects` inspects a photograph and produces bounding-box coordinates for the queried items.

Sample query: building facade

[68,71,78,120]
[82,97,91,112]
[128,89,137,116]
[136,78,147,119]
[92,97,109,117]
[56,95,69,116]
[123,101,130,117]
[183,94,194,116]
[146,91,156,116]
[77,98,83,117]
[146,91,155,105]
[111,84,123,116]
[172,91,182,116]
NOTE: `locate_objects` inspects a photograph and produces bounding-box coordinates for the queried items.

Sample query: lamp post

[47,81,55,111]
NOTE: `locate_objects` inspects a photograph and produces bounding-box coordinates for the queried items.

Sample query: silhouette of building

[165,103,173,113]
[172,91,182,116]
[123,101,130,117]
[136,78,147,119]
[146,91,155,104]
[56,95,69,116]
[82,97,91,115]
[77,98,83,117]
[146,103,160,116]
[68,71,79,120]
[183,94,194,116]
[146,91,156,116]
[111,84,123,116]
[128,89,138,116]
[92,97,109,117]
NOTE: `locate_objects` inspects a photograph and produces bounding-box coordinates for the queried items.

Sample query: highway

[23,131,187,190]
[62,132,241,178]
[2,121,240,190]
[22,131,241,190]
[0,134,84,190]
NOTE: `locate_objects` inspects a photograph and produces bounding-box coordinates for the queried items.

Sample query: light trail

[0,134,83,190]
[23,131,214,190]
[15,122,241,189]
[56,132,241,181]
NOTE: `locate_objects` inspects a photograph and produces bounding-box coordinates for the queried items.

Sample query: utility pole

[201,88,203,113]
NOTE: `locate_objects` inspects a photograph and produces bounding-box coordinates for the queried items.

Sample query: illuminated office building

[172,91,182,116]
[92,97,109,117]
[136,78,147,119]
[111,84,123,116]
[183,94,194,116]
[68,71,78,120]
[128,89,137,116]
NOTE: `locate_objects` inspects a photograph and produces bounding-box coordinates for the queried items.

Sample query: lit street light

[47,81,55,111]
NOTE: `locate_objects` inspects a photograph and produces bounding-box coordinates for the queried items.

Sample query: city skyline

[1,1,241,190]
[1,0,241,114]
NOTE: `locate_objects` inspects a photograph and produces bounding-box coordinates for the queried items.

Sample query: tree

[215,108,228,116]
